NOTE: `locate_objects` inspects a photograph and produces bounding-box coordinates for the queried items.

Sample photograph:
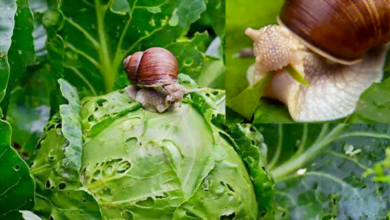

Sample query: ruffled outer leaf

[0,116,35,219]
[58,79,83,176]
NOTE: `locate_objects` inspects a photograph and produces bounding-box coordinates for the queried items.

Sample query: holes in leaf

[260,211,267,217]
[50,216,55,220]
[126,137,138,144]
[22,152,29,159]
[220,181,235,193]
[36,142,42,150]
[88,114,95,122]
[82,198,87,203]
[14,165,20,171]
[96,98,107,107]
[202,177,211,191]
[226,184,235,192]
[261,166,266,172]
[155,193,168,199]
[118,90,124,94]
[135,197,154,207]
[92,169,101,179]
[13,142,22,150]
[91,159,131,183]
[104,165,113,175]
[45,180,52,189]
[99,188,112,198]
[220,212,236,220]
[58,182,67,190]
[211,91,220,96]
[312,182,318,190]
[117,161,131,174]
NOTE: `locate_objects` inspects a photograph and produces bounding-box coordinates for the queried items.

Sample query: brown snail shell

[123,47,178,86]
[278,0,390,64]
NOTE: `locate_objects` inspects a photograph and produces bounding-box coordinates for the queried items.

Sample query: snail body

[123,47,185,113]
[245,0,390,122]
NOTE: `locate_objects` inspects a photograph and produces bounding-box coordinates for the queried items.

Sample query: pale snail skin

[125,84,184,113]
[123,47,186,113]
[245,25,389,122]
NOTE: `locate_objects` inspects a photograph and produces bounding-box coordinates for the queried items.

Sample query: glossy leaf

[0,0,17,102]
[204,0,225,38]
[227,71,274,120]
[0,116,35,220]
[6,0,35,100]
[47,0,207,96]
[252,99,293,123]
[351,78,390,123]
[6,66,55,162]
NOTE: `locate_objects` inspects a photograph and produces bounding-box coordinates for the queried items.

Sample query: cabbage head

[30,79,273,220]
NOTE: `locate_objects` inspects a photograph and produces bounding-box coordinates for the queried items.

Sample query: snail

[245,0,390,122]
[123,47,195,113]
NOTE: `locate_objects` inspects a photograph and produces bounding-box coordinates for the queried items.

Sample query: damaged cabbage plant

[29,77,274,220]
[227,0,390,123]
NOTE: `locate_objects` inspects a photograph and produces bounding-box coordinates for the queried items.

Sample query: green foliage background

[0,0,225,219]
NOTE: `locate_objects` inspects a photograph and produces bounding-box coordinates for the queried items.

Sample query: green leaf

[198,37,225,89]
[284,64,309,87]
[351,77,390,123]
[6,0,35,100]
[0,0,17,102]
[253,99,294,123]
[167,32,208,80]
[30,0,48,62]
[58,79,83,175]
[227,124,274,214]
[0,116,35,220]
[204,0,225,38]
[226,0,284,102]
[227,71,274,120]
[47,0,206,96]
[31,119,102,220]
[6,68,54,162]
[259,124,390,220]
